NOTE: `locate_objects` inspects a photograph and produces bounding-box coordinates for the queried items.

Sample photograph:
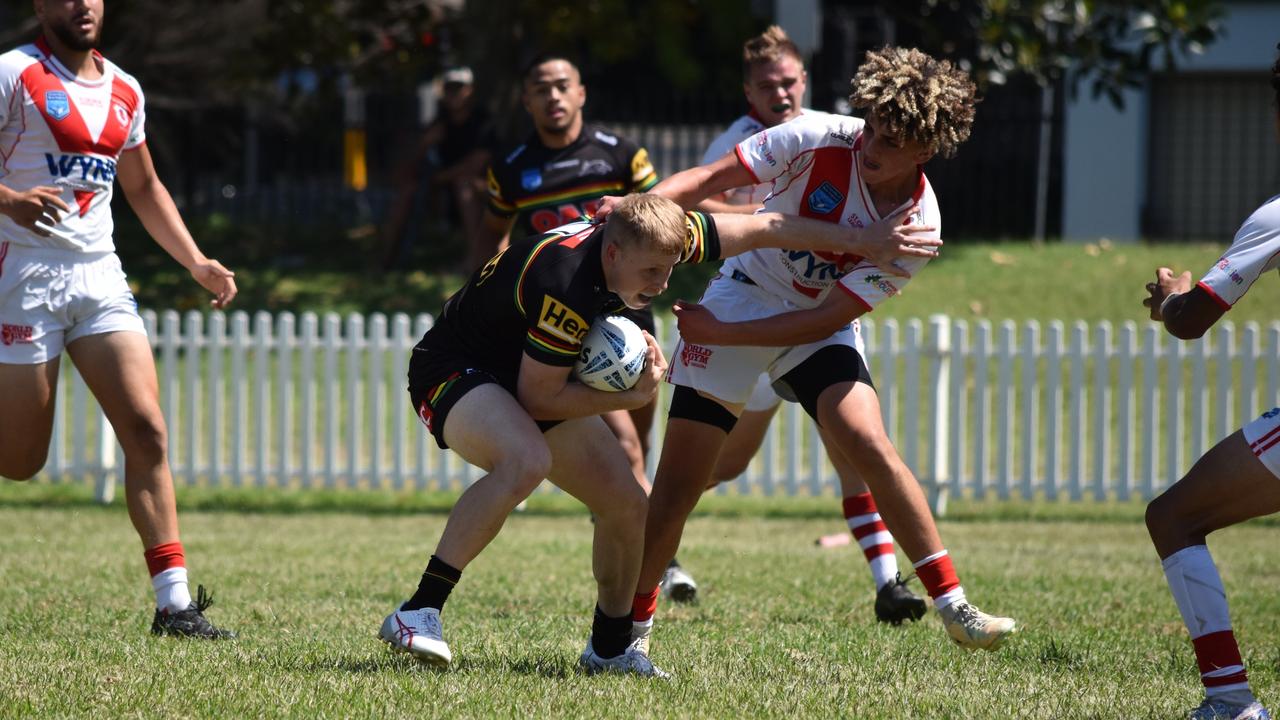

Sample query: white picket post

[276,313,296,487]
[972,321,992,499]
[368,313,387,490]
[1266,323,1279,407]
[322,313,340,489]
[1139,325,1160,499]
[415,314,434,491]
[880,319,898,437]
[183,311,203,486]
[207,312,226,486]
[1091,322,1112,500]
[1190,333,1210,463]
[1019,321,1039,500]
[925,315,949,515]
[1165,330,1185,492]
[160,311,180,469]
[947,319,966,500]
[1116,322,1137,501]
[345,313,364,489]
[784,401,800,497]
[1067,322,1087,501]
[94,403,115,503]
[995,320,1016,500]
[1044,321,1063,501]
[229,312,249,486]
[903,319,923,477]
[1215,323,1234,440]
[1241,323,1259,422]
[299,312,318,489]
[390,314,410,491]
[253,312,272,488]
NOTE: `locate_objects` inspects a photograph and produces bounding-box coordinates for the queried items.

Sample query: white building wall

[1062,2,1280,242]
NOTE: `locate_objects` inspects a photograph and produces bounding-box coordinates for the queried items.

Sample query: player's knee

[497,443,553,499]
[1145,492,1190,542]
[117,413,169,465]
[0,445,48,480]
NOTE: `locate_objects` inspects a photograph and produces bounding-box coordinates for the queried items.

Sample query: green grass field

[2,484,1278,718]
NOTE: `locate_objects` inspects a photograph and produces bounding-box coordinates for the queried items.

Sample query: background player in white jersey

[0,0,234,638]
[696,25,926,624]
[1140,45,1280,720]
[624,47,1016,662]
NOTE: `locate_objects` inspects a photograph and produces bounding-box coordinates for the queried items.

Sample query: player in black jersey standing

[377,193,941,677]
[481,53,697,601]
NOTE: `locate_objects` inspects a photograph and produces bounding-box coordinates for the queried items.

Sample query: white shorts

[1243,406,1280,479]
[668,271,865,406]
[744,373,781,413]
[0,242,145,364]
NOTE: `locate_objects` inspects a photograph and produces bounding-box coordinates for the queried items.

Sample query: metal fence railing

[45,310,1279,512]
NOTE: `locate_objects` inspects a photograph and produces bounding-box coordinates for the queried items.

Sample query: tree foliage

[882,0,1224,106]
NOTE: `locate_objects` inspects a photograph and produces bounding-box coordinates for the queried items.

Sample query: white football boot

[659,561,698,603]
[379,605,452,668]
[579,637,671,679]
[938,600,1017,651]
[1187,698,1272,720]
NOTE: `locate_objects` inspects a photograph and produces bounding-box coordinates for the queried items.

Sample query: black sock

[668,557,681,570]
[591,605,633,659]
[402,555,462,612]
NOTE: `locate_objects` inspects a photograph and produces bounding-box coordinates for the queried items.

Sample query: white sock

[1162,545,1253,701]
[152,567,192,613]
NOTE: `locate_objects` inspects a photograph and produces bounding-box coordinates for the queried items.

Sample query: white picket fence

[42,310,1280,511]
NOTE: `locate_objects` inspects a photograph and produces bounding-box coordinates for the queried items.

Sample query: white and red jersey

[1197,193,1280,309]
[723,113,940,311]
[701,110,839,206]
[0,38,145,253]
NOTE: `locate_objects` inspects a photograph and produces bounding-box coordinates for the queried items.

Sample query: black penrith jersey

[486,124,659,240]
[414,213,720,386]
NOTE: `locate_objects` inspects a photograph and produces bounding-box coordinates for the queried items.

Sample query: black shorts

[408,348,561,449]
[773,344,874,424]
[616,305,655,336]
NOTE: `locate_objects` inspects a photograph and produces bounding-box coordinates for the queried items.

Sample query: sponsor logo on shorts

[537,296,589,344]
[680,343,711,368]
[1263,407,1280,420]
[863,273,899,298]
[1,324,34,346]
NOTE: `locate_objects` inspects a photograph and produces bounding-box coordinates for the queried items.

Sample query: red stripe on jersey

[1195,281,1232,310]
[1250,423,1280,451]
[734,143,762,185]
[19,58,138,157]
[798,147,852,222]
[837,282,875,313]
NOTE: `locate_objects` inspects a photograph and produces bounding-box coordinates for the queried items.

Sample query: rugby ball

[574,315,648,392]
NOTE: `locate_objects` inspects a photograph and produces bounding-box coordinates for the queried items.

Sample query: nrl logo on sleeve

[521,168,543,191]
[538,296,589,343]
[807,181,844,215]
[44,91,70,121]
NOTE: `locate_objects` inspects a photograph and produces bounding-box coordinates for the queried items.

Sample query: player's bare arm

[693,195,760,215]
[0,184,70,237]
[516,333,666,420]
[674,287,863,348]
[652,153,756,209]
[117,145,237,309]
[1143,267,1225,340]
[711,210,939,277]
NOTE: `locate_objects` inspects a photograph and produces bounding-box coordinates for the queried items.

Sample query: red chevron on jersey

[19,60,136,156]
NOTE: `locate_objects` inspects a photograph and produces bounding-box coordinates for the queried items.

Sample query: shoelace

[949,602,981,625]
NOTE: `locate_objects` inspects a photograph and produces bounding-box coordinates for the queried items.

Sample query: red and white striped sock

[843,493,898,589]
[1162,545,1254,703]
[912,549,966,610]
[144,541,192,613]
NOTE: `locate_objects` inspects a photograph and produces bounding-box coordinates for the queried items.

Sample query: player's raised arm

[1143,268,1225,340]
[650,153,757,210]
[710,207,939,278]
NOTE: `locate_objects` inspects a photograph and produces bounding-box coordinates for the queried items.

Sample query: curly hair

[848,47,978,159]
[742,25,802,79]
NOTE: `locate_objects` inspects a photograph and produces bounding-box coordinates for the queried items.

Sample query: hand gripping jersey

[0,38,145,253]
[1197,193,1280,310]
[700,109,839,206]
[724,113,940,311]
[412,212,720,387]
[486,124,658,240]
